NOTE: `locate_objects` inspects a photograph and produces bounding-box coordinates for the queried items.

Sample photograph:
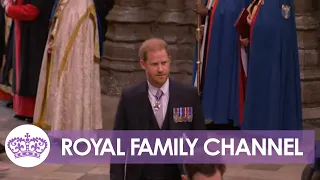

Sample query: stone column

[101,0,155,129]
[314,0,320,61]
[102,0,156,96]
[153,0,196,84]
[149,0,166,16]
[295,0,320,120]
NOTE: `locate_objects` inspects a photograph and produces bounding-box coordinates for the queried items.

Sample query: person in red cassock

[0,0,54,123]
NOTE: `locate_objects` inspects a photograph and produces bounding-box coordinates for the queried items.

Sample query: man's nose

[157,64,164,72]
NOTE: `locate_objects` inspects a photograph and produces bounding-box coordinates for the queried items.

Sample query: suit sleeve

[110,89,127,180]
[200,9,210,25]
[113,89,128,130]
[191,88,206,130]
[7,0,55,21]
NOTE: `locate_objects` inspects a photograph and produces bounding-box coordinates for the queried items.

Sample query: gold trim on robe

[33,0,102,132]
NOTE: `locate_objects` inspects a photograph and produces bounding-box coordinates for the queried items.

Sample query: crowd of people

[0,0,304,179]
[0,0,114,172]
[193,0,302,130]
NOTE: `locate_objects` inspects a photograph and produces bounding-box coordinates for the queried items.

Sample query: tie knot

[156,89,163,100]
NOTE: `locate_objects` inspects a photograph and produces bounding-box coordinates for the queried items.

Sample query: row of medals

[154,101,192,123]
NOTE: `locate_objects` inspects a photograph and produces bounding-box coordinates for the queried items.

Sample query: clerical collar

[147,78,169,96]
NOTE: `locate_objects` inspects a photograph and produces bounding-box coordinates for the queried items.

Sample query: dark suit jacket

[110,79,206,180]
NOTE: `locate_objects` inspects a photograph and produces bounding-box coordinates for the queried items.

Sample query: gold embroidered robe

[33,0,102,131]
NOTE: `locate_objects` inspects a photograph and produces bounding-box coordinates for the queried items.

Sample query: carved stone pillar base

[102,0,156,95]
[153,0,195,84]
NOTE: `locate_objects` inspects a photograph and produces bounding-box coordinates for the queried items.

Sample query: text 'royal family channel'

[60,137,304,157]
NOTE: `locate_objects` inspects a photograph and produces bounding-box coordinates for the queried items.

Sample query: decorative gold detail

[281,5,290,19]
[58,5,99,81]
[247,0,264,21]
[34,0,71,130]
[34,1,100,131]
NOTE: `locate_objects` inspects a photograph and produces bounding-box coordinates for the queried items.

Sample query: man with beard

[110,38,206,180]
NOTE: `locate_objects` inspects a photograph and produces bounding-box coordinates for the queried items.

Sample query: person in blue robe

[241,0,302,130]
[193,0,252,128]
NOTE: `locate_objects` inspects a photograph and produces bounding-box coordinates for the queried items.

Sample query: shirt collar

[147,78,169,96]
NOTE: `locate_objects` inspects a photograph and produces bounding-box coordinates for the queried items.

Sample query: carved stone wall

[295,0,320,120]
[101,0,196,96]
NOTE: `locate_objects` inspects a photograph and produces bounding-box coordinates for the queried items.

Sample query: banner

[4,126,315,167]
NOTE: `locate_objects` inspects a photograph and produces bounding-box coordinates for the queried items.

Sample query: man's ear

[181,174,188,180]
[140,59,145,70]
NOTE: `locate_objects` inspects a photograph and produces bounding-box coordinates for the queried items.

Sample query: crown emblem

[7,133,48,159]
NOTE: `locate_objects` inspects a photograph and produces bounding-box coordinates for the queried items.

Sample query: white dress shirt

[147,78,169,119]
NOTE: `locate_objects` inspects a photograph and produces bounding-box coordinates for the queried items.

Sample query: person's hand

[47,37,54,54]
[1,0,7,7]
[1,0,10,8]
[1,0,11,13]
[194,3,209,16]
[247,14,252,25]
[239,36,249,47]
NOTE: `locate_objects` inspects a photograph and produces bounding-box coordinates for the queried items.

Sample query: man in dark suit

[110,38,206,180]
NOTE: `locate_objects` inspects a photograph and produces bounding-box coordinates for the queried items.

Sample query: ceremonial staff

[196,0,201,96]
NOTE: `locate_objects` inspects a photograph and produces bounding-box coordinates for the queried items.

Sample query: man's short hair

[184,164,226,179]
[138,38,168,61]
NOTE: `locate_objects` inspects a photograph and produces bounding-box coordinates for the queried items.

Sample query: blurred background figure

[94,0,114,42]
[0,5,8,156]
[193,0,251,130]
[0,5,12,106]
[33,0,103,131]
[242,0,302,130]
[0,0,55,123]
